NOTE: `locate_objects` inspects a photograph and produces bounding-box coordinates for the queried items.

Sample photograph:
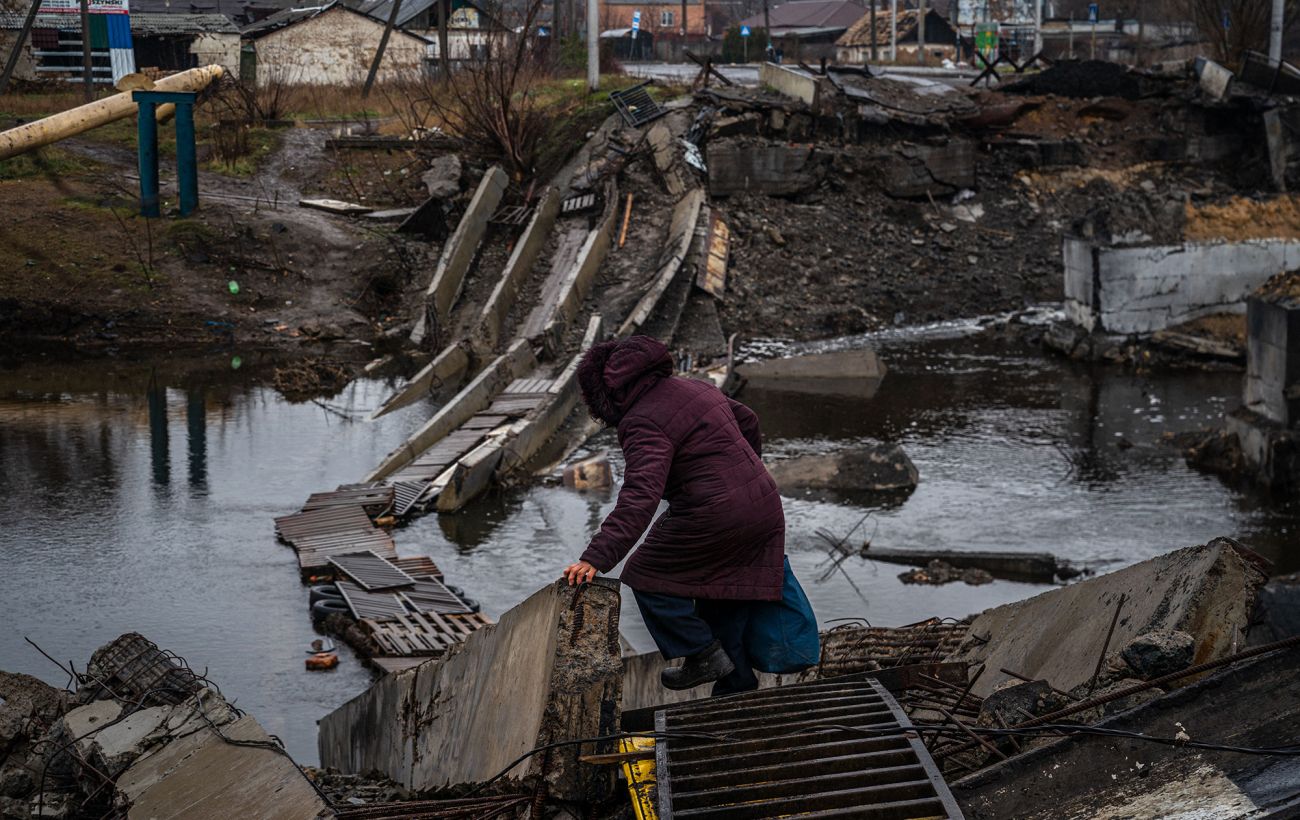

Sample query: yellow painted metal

[619,736,658,820]
[0,65,223,161]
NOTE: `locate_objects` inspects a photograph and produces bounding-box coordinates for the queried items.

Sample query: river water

[2,325,1296,764]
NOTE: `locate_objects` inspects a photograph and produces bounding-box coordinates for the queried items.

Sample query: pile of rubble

[0,633,327,819]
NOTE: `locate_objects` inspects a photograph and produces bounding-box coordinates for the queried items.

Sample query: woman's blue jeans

[633,589,759,696]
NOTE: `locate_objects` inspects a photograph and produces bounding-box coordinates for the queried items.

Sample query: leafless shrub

[1167,0,1298,64]
[412,0,557,179]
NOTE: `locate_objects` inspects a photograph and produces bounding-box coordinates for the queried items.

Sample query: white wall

[251,7,428,87]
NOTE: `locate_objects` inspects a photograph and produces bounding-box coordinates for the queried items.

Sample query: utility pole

[1272,0,1285,63]
[588,0,598,89]
[79,0,93,102]
[916,0,925,64]
[363,0,403,98]
[0,0,42,96]
[869,0,876,61]
[889,0,896,61]
[436,0,449,80]
[1032,0,1040,57]
[763,0,771,57]
[1068,12,1074,57]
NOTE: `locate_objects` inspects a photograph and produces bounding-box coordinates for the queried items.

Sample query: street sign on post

[740,24,750,35]
[1088,2,1097,59]
[740,24,749,61]
[1087,3,1097,23]
[631,8,640,37]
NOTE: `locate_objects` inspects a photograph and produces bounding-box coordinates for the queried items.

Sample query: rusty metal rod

[938,706,1007,762]
[1088,593,1126,695]
[937,632,1300,760]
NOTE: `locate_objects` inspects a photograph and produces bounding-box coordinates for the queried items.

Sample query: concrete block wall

[1245,296,1300,426]
[760,61,818,106]
[1063,236,1300,335]
[318,580,624,799]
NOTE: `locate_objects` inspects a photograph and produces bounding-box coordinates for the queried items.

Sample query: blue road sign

[1088,3,1098,23]
[632,9,641,30]
[1222,10,1230,30]
[740,25,751,36]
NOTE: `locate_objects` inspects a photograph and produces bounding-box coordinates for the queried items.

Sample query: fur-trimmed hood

[577,335,673,425]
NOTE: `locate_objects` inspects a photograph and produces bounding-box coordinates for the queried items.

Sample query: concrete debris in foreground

[318,579,623,801]
[0,633,327,820]
[954,639,1300,819]
[947,538,1268,700]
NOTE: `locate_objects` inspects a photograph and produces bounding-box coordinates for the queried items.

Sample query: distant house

[0,9,240,83]
[350,0,503,62]
[737,0,865,60]
[240,1,431,87]
[835,8,957,62]
[598,0,708,39]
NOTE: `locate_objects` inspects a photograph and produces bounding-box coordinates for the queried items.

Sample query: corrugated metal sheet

[330,550,416,591]
[336,579,409,620]
[391,555,443,580]
[401,577,472,614]
[654,673,964,819]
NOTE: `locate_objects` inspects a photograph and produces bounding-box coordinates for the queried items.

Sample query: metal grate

[301,485,393,514]
[401,577,473,615]
[390,555,443,580]
[610,81,666,127]
[391,481,427,518]
[654,673,964,819]
[490,204,532,226]
[362,610,493,656]
[336,579,409,620]
[330,551,417,591]
[561,193,598,214]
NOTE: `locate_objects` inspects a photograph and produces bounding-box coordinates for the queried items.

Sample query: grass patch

[204,126,281,177]
[0,147,101,180]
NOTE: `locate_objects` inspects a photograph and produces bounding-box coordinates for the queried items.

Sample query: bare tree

[1169,0,1298,63]
[415,0,554,179]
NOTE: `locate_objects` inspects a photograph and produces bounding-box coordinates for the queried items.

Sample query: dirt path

[1,127,436,355]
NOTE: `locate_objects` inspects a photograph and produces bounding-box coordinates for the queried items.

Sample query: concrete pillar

[1272,0,1285,64]
[318,580,625,800]
[1245,294,1300,428]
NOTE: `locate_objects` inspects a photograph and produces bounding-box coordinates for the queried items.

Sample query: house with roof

[736,0,865,59]
[598,0,707,40]
[349,0,503,61]
[240,1,432,86]
[0,8,241,83]
[835,7,957,62]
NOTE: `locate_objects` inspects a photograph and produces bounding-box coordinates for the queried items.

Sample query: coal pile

[1003,60,1145,100]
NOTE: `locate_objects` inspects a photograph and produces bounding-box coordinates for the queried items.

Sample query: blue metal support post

[135,96,159,217]
[133,90,200,218]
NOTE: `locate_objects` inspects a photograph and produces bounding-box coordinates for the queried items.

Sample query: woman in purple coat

[561,335,786,694]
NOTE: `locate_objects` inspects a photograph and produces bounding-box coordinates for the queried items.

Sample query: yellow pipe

[0,64,223,161]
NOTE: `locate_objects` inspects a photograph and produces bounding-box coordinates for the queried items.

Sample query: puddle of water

[0,333,1295,763]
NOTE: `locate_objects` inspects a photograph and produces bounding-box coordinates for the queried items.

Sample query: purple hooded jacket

[577,336,785,601]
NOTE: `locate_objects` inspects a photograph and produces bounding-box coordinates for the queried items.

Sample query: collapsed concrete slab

[947,539,1268,700]
[881,141,977,199]
[735,347,885,397]
[767,443,918,495]
[1063,236,1300,335]
[318,579,624,800]
[707,143,824,197]
[953,643,1300,819]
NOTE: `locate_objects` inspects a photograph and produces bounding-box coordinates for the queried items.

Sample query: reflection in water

[147,371,169,489]
[187,388,207,492]
[1,335,1296,765]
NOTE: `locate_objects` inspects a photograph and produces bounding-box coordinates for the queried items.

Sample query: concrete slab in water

[736,347,885,398]
[948,539,1268,700]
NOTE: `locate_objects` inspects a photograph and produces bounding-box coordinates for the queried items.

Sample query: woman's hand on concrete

[562,560,598,585]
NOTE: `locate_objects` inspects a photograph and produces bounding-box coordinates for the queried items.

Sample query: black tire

[459,597,481,614]
[311,598,351,623]
[309,584,343,605]
[445,584,465,597]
